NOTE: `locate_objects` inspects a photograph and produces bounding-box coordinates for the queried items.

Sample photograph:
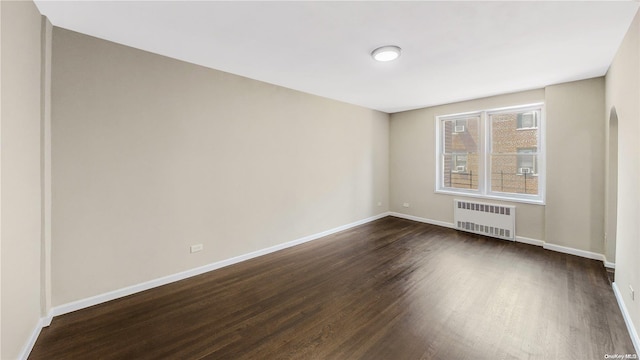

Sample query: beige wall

[605,106,618,263]
[40,16,53,323]
[390,78,606,253]
[390,89,546,241]
[1,1,44,359]
[51,28,389,306]
[606,8,640,345]
[545,78,605,254]
[1,3,3,356]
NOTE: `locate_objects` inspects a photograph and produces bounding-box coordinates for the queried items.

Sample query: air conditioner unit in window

[454,125,465,133]
[456,165,466,172]
[519,168,531,174]
[519,112,537,128]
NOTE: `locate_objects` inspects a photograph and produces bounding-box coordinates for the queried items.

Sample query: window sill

[435,188,545,205]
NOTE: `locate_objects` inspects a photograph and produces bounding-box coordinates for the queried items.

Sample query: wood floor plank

[29,217,636,359]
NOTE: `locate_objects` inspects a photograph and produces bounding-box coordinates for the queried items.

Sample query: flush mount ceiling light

[371,45,401,62]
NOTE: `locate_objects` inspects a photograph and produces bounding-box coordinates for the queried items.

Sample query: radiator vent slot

[454,199,516,241]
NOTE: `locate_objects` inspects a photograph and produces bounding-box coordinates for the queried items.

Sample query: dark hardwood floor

[30,216,636,359]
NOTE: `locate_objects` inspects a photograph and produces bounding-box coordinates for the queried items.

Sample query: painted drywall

[389,89,546,241]
[1,1,44,359]
[390,77,606,255]
[545,78,605,254]
[605,106,618,264]
[605,8,640,346]
[51,28,389,306]
[41,16,53,319]
[1,3,3,356]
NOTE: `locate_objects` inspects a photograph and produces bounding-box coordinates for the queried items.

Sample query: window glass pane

[490,110,539,195]
[490,154,538,194]
[442,153,479,189]
[441,115,479,190]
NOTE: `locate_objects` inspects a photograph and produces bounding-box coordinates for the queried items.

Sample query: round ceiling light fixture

[371,45,401,62]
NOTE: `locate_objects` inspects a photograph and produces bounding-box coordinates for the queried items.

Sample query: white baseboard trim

[389,212,614,268]
[42,310,53,327]
[18,316,51,360]
[51,212,391,318]
[613,282,640,355]
[542,242,606,262]
[388,212,455,229]
[515,235,545,247]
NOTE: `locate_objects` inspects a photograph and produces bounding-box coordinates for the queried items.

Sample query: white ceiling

[34,1,639,113]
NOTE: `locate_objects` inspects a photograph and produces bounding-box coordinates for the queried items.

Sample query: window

[436,104,544,204]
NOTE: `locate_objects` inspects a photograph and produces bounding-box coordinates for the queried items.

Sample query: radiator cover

[454,199,516,241]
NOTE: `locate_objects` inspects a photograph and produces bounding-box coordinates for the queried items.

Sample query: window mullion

[482,111,489,196]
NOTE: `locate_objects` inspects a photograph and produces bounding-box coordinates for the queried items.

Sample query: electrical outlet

[190,244,203,253]
[403,202,410,208]
[630,285,635,301]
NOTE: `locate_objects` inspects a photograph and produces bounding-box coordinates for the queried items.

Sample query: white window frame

[435,103,545,205]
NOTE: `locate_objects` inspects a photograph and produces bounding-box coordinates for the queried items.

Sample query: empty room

[2,1,640,359]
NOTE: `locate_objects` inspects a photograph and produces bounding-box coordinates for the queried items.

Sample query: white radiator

[454,199,516,241]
